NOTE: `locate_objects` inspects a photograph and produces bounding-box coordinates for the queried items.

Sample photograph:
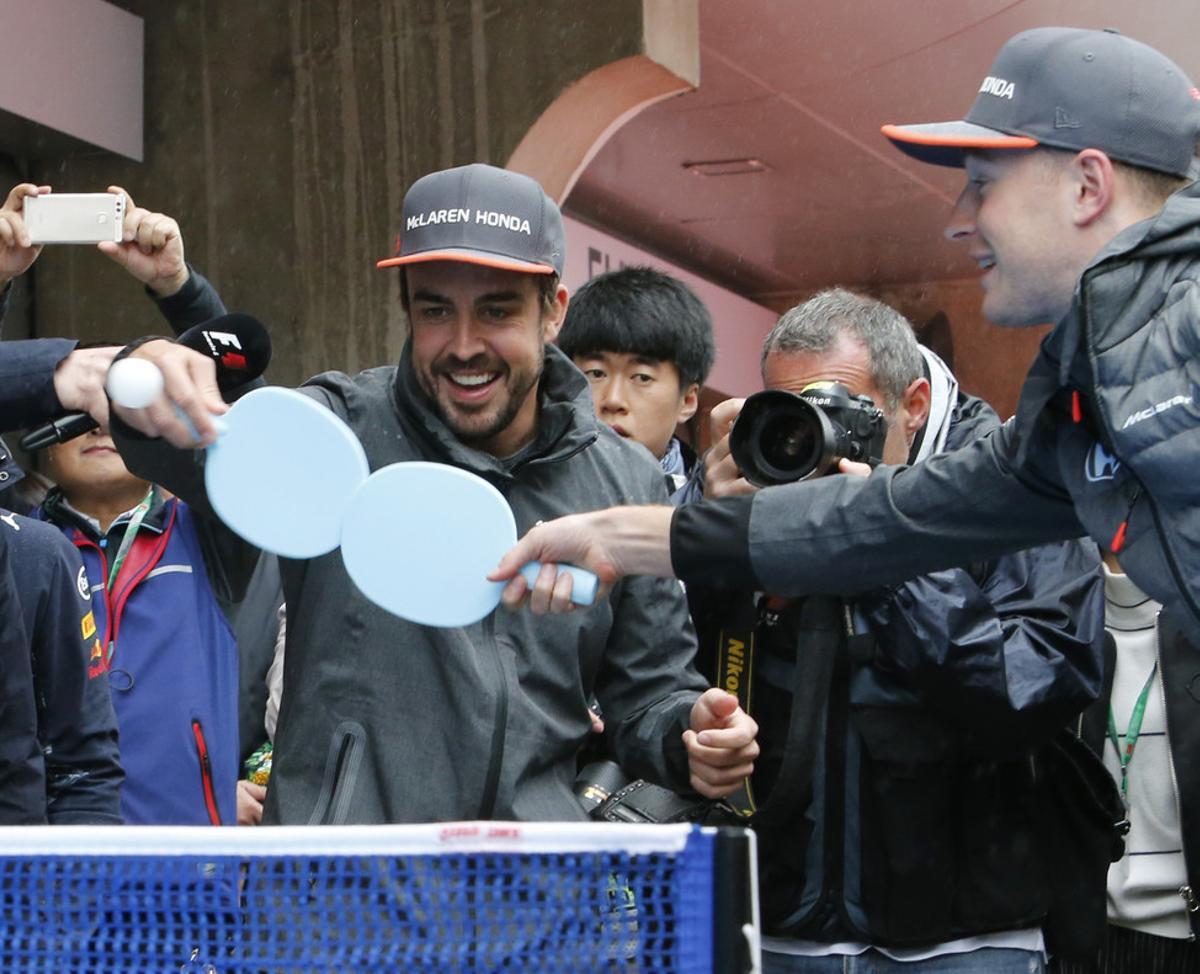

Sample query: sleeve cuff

[669,495,757,588]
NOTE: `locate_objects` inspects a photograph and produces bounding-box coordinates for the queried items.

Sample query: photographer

[685,290,1108,971]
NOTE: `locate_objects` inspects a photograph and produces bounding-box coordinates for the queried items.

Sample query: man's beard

[428,348,545,447]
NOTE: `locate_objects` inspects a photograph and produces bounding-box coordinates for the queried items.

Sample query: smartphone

[23,192,125,245]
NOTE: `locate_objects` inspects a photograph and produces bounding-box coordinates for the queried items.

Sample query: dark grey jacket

[115,343,705,824]
[673,179,1200,633]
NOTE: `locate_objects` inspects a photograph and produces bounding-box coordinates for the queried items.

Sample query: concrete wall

[23,0,678,387]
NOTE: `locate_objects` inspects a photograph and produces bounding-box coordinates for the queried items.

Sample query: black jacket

[0,531,43,823]
[690,392,1106,947]
[1,510,123,823]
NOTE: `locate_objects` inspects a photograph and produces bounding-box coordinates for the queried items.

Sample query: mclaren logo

[1121,394,1192,430]
[1085,442,1122,483]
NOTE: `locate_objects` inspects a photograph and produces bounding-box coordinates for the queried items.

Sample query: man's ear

[542,284,570,342]
[899,376,931,441]
[676,382,700,424]
[1069,148,1117,228]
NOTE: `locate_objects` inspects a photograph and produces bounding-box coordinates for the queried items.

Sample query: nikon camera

[728,381,887,486]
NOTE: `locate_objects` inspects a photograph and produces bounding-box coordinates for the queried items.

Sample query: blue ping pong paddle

[107,359,370,559]
[204,387,370,558]
[340,461,598,627]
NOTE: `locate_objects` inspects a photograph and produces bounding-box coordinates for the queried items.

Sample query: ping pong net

[0,821,759,973]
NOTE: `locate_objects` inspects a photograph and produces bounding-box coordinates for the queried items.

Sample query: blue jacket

[2,509,123,823]
[36,490,240,825]
[0,531,43,823]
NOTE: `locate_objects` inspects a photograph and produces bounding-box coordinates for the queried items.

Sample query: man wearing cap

[111,163,757,826]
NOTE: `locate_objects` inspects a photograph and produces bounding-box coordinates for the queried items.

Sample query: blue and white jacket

[35,489,240,825]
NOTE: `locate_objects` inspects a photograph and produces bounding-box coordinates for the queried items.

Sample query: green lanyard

[103,487,156,662]
[1106,662,1158,803]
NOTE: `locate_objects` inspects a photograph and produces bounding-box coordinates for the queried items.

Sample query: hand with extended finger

[683,688,759,799]
[0,183,51,287]
[97,185,189,296]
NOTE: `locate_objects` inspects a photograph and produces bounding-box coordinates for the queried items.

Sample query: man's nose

[599,377,627,411]
[944,185,978,242]
[446,317,486,359]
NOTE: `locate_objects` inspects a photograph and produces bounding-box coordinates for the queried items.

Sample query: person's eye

[418,305,450,319]
[583,368,606,381]
[480,306,512,320]
[632,372,654,385]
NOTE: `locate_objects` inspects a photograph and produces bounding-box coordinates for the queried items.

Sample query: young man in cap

[112,163,757,826]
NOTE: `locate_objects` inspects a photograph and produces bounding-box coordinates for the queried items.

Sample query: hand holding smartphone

[23,192,125,244]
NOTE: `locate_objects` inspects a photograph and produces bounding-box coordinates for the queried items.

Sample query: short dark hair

[556,267,716,388]
[398,268,560,316]
[1035,145,1195,207]
[762,289,922,411]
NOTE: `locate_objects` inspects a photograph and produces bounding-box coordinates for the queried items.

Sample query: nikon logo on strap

[716,628,757,818]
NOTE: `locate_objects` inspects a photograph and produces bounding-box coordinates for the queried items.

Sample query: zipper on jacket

[1154,619,1198,938]
[1076,276,1200,627]
[324,732,358,825]
[191,720,222,825]
[477,612,509,819]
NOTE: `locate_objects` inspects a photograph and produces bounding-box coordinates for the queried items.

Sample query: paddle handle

[518,562,598,606]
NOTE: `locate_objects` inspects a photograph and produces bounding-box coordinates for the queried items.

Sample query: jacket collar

[1015,177,1200,448]
[41,484,170,541]
[388,340,600,482]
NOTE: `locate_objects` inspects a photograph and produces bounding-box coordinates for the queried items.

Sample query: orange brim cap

[881,121,1039,168]
[376,247,557,275]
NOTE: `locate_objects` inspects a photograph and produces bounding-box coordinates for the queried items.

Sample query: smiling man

[113,163,757,826]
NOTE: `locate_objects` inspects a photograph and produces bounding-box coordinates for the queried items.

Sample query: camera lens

[757,412,818,479]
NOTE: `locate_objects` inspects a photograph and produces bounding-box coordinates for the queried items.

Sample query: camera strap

[712,592,762,818]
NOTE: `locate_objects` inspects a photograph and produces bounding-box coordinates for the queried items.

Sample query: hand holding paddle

[107,359,370,558]
[340,462,597,627]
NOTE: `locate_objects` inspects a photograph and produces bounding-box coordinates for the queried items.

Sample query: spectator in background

[34,426,239,825]
[556,266,714,498]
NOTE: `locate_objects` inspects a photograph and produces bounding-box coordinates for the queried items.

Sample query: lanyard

[1106,662,1158,802]
[102,487,156,664]
[104,487,156,591]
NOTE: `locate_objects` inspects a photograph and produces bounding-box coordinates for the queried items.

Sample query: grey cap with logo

[377,163,564,276]
[882,27,1200,177]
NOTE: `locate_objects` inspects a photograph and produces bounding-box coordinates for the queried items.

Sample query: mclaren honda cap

[377,163,564,276]
[882,27,1200,177]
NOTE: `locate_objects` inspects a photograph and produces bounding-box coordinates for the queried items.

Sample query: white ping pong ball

[106,357,165,409]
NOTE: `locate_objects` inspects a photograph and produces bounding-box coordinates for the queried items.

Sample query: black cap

[377,163,564,276]
[883,28,1200,177]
